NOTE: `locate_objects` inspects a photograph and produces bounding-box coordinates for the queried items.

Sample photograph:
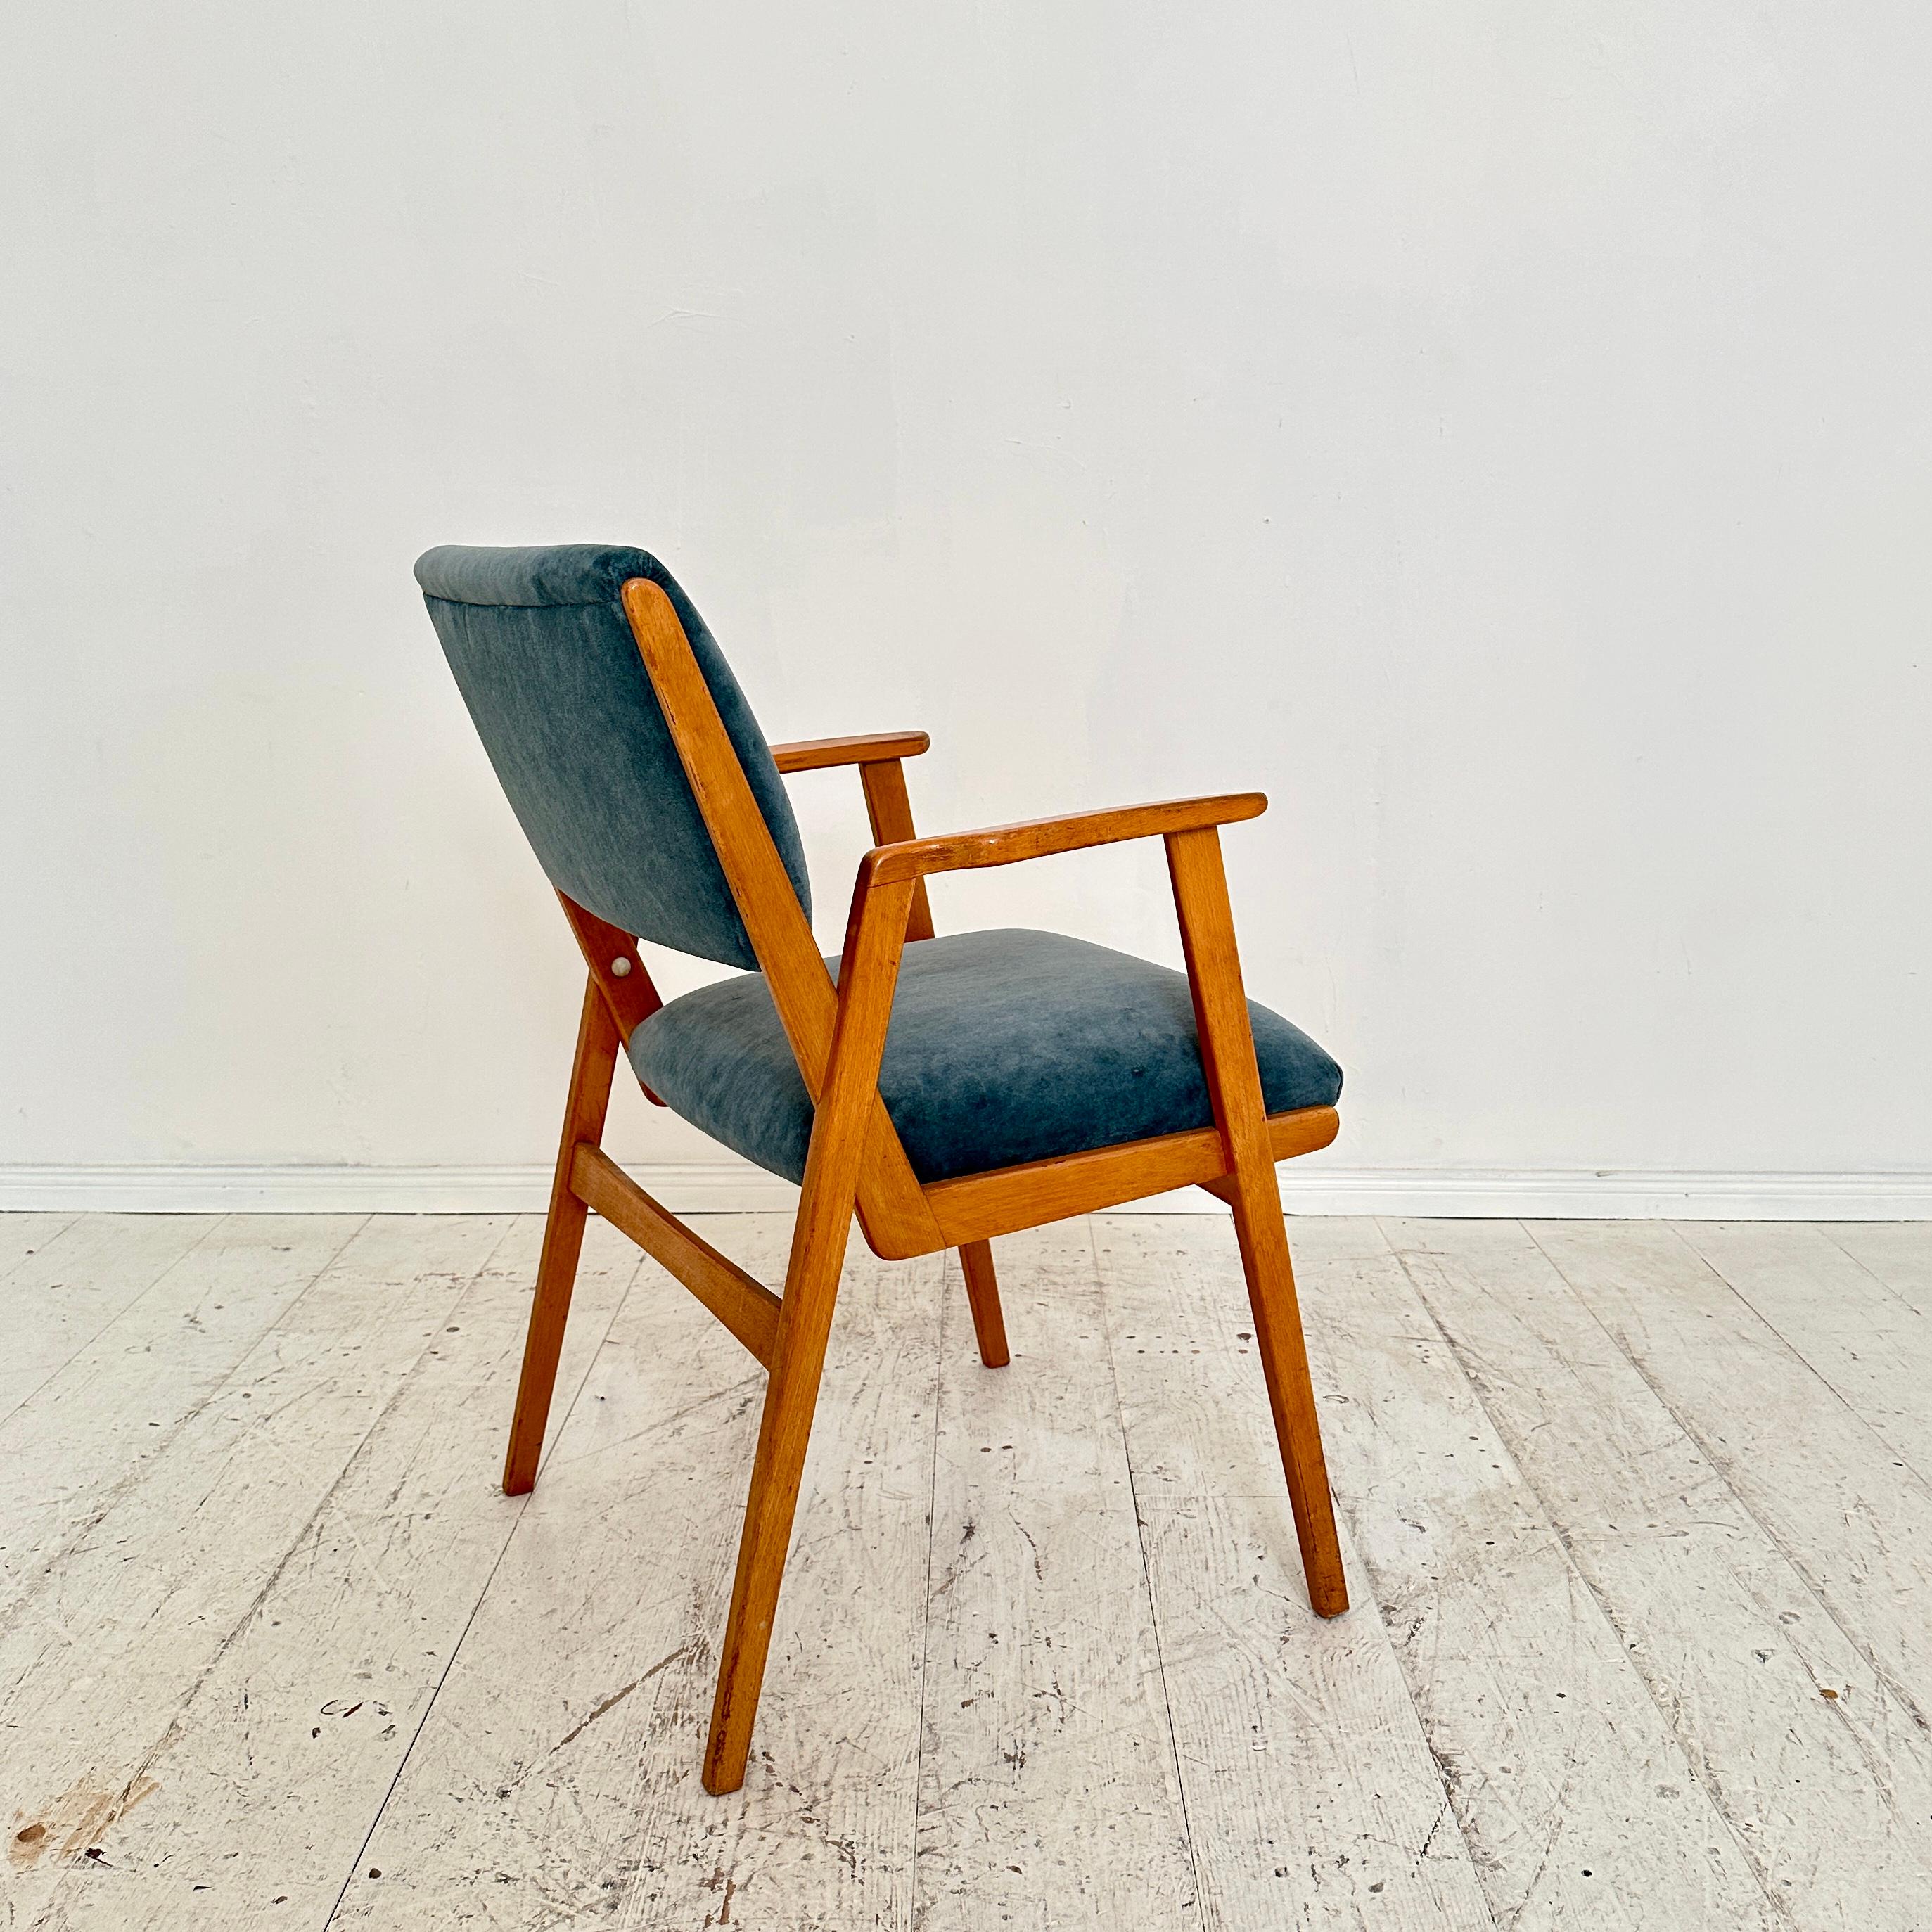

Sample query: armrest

[864,793,1265,884]
[771,731,930,774]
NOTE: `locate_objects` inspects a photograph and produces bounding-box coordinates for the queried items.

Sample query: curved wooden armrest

[771,731,930,774]
[864,793,1266,884]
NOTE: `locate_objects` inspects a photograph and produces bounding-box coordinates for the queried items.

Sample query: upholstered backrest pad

[416,544,810,969]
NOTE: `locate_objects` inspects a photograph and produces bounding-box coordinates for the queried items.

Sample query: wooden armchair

[417,544,1348,1795]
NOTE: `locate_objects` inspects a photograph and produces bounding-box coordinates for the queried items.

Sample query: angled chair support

[416,544,1350,1797]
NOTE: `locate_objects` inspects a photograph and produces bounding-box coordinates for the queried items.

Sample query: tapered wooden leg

[700,1170,853,1794]
[957,1240,1011,1367]
[502,978,620,1497]
[1224,1192,1348,1613]
[703,872,918,1794]
[1166,829,1349,1617]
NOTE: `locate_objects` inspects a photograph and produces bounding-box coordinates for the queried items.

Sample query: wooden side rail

[770,730,930,774]
[920,1107,1339,1253]
[824,798,1337,1269]
[570,1145,781,1364]
[866,793,1266,884]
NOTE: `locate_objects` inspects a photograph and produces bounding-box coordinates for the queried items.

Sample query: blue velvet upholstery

[416,544,810,970]
[629,928,1343,1184]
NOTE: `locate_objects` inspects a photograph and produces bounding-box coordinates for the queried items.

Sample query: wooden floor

[2,1213,1929,1928]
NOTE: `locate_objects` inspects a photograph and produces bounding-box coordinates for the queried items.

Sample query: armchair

[417,545,1347,1796]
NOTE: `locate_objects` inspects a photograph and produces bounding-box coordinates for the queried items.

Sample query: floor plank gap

[8,1212,1929,1931]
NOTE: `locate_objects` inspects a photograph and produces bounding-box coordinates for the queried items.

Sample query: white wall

[5,2,1928,1213]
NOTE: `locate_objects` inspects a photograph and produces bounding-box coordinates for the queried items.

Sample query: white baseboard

[0,1162,792,1216]
[1,1161,1928,1220]
[1275,1168,1932,1220]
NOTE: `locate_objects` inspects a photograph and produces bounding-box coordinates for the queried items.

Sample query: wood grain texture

[20,1217,637,1931]
[328,1220,786,1931]
[1530,1219,1932,1756]
[0,1213,75,1282]
[921,1108,1339,1255]
[1826,1221,1932,1319]
[852,751,935,947]
[1167,827,1345,1616]
[955,1239,1010,1368]
[572,1145,781,1364]
[334,1222,942,1931]
[1284,1217,1784,1931]
[8,1213,1929,1930]
[0,1215,366,1625]
[770,730,930,774]
[801,730,1004,1372]
[1096,1219,1497,1931]
[622,575,940,1262]
[868,792,1265,885]
[1677,1219,1932,1487]
[631,1238,942,1928]
[703,871,919,1792]
[503,978,621,1495]
[554,890,665,1046]
[915,1224,1199,1932]
[0,1214,519,1923]
[1388,1215,1932,1929]
[0,1214,223,1423]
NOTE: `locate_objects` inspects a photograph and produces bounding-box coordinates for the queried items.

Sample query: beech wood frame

[502,579,1349,1794]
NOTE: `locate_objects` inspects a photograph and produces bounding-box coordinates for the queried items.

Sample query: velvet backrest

[416,544,810,970]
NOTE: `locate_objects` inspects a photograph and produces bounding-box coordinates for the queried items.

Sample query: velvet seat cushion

[629,927,1343,1186]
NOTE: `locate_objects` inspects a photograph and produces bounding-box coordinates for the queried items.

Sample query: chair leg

[502,978,620,1497]
[700,1186,852,1794]
[1226,1179,1350,1616]
[702,871,918,1794]
[957,1240,1011,1367]
[1165,825,1348,1617]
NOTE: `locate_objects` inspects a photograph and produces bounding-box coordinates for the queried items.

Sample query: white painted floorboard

[916,1227,1199,1932]
[0,1217,369,1628]
[1677,1220,1932,1489]
[0,1217,75,1286]
[1386,1217,1932,1928]
[0,1215,224,1424]
[1095,1220,1496,1931]
[1,1213,1926,1930]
